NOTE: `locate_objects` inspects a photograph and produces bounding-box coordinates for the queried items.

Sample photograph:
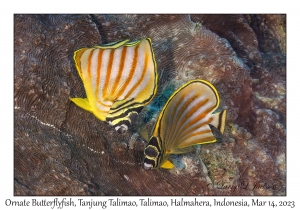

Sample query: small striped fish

[70,38,158,133]
[144,80,226,170]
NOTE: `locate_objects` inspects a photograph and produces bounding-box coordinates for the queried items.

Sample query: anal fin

[70,98,93,113]
[138,125,151,142]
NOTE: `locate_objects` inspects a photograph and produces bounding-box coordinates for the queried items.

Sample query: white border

[3,0,297,209]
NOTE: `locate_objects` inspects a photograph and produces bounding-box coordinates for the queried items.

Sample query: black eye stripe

[148,136,160,150]
[144,136,163,169]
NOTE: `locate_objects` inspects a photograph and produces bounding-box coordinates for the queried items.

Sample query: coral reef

[14,14,286,195]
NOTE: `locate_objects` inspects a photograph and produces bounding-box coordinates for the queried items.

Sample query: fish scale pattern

[14,14,286,195]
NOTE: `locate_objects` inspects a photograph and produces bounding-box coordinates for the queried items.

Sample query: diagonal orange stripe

[112,46,127,100]
[181,129,212,141]
[169,93,199,143]
[103,50,115,100]
[98,100,112,108]
[117,44,139,98]
[87,49,95,79]
[178,135,215,148]
[163,91,186,145]
[176,98,209,138]
[176,115,214,143]
[124,52,149,98]
[95,49,104,101]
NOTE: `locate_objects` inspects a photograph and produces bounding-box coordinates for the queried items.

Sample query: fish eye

[145,146,158,158]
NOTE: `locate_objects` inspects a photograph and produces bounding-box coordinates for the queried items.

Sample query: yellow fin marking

[160,160,174,169]
[70,98,93,113]
[219,110,227,134]
[94,39,130,49]
[196,139,217,145]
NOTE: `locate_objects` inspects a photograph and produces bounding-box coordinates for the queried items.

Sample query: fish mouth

[114,124,128,134]
[143,163,153,170]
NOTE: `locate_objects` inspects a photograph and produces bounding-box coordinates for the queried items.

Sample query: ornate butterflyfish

[70,38,158,133]
[143,80,226,170]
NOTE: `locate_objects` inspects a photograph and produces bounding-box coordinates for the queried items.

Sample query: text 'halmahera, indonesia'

[7,198,285,208]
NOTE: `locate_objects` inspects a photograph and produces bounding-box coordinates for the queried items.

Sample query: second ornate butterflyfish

[143,80,226,170]
[70,38,158,133]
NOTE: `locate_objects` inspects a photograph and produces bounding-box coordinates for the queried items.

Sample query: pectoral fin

[160,160,174,169]
[70,98,93,113]
[136,123,151,141]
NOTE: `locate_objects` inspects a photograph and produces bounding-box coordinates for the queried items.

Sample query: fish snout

[143,162,153,170]
[115,124,128,134]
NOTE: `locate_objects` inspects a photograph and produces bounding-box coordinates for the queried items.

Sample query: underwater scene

[14,14,286,195]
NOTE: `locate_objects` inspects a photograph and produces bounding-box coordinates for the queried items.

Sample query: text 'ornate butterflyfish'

[70,38,158,133]
[143,80,226,170]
